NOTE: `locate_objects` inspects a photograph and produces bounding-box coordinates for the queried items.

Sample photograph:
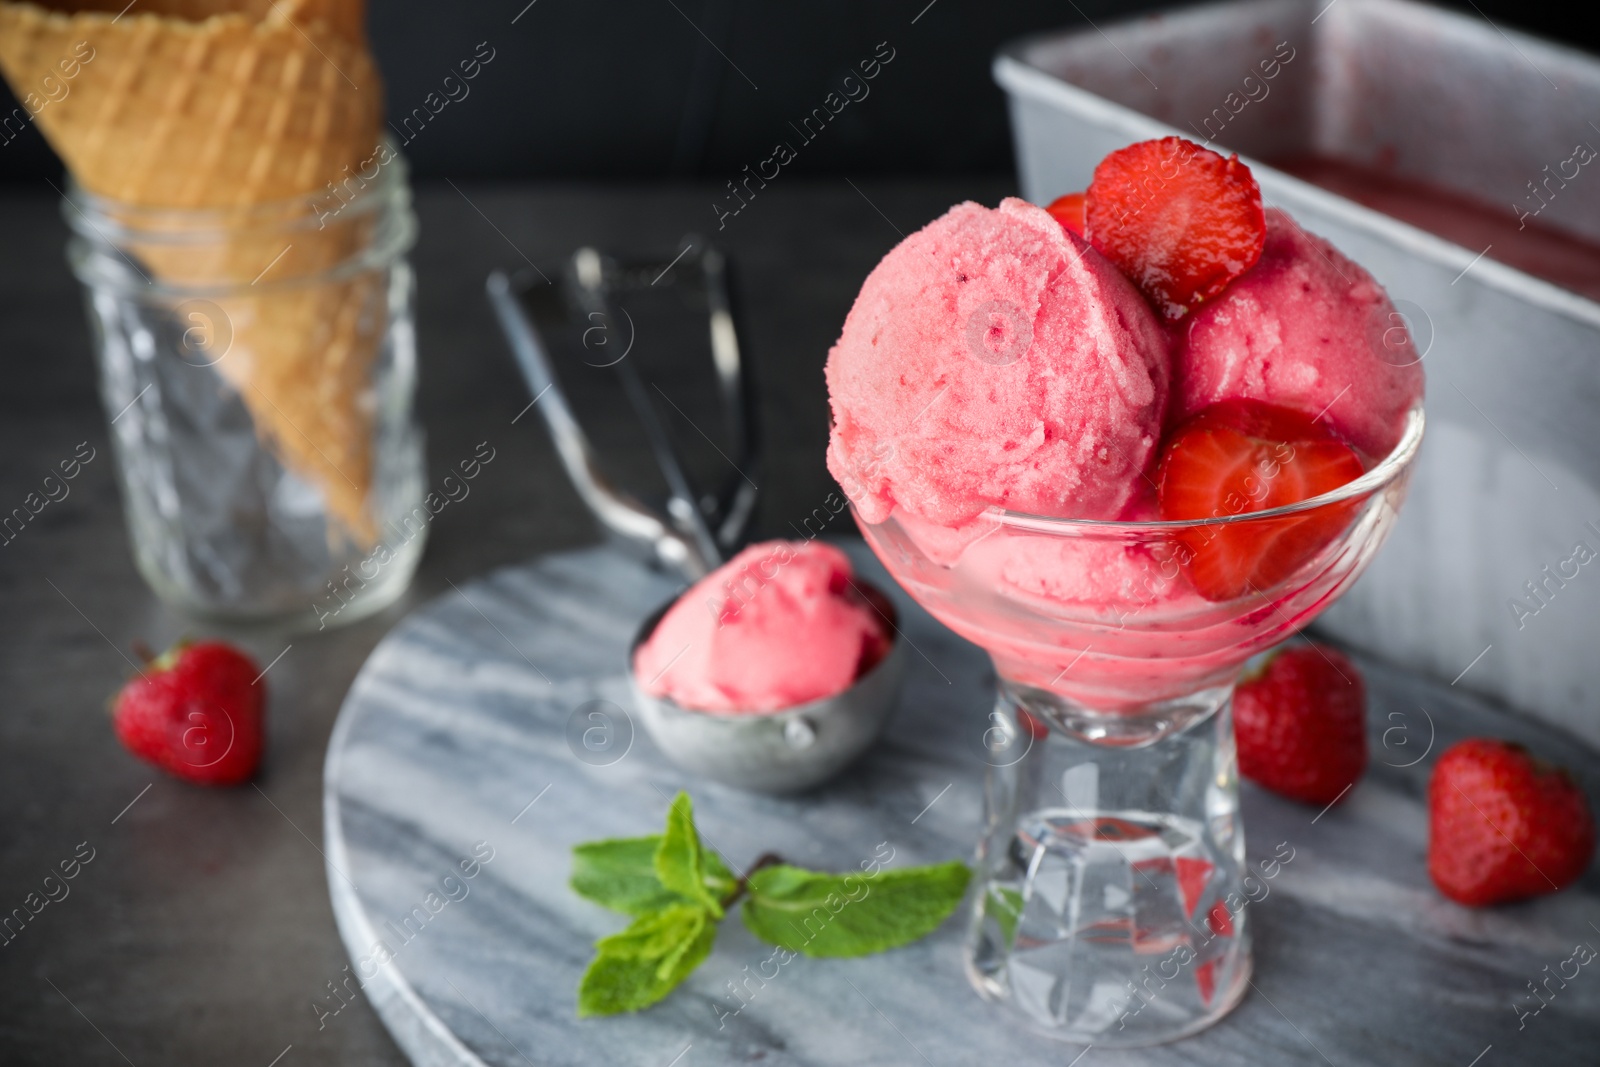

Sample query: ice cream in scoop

[632,540,890,714]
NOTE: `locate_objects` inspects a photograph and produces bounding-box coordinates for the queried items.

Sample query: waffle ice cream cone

[0,0,389,543]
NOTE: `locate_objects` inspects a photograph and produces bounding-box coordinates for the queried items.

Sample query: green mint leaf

[572,835,736,916]
[741,860,970,958]
[571,836,683,916]
[654,792,723,917]
[577,904,717,1017]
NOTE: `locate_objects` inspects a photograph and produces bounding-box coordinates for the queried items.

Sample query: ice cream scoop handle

[486,270,711,578]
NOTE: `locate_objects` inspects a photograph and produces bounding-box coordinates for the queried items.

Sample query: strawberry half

[1428,738,1595,906]
[1085,136,1266,319]
[1235,643,1367,806]
[1158,400,1366,601]
[1045,191,1086,236]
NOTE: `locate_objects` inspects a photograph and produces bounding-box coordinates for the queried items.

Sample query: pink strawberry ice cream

[825,198,1170,528]
[958,491,1188,613]
[823,181,1421,707]
[633,540,889,714]
[1174,209,1424,457]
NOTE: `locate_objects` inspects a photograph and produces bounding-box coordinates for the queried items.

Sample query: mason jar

[64,148,425,628]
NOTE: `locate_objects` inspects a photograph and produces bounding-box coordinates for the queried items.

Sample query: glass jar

[64,149,424,627]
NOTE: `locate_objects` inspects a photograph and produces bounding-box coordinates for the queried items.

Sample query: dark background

[1,0,1596,185]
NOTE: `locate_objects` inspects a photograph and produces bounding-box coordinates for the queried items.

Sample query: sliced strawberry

[1207,900,1234,937]
[1174,856,1214,917]
[1086,137,1266,319]
[1158,400,1367,601]
[1045,191,1086,236]
[1194,959,1219,1004]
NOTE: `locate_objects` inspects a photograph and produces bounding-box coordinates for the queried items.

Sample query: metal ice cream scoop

[489,248,902,791]
[486,240,758,579]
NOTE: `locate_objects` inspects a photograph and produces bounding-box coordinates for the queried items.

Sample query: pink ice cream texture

[825,197,1171,528]
[1175,208,1424,457]
[633,540,889,714]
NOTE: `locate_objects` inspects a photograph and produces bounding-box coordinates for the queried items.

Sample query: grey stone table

[326,544,1600,1067]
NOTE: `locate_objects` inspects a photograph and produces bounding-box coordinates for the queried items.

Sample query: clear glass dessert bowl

[854,405,1423,1047]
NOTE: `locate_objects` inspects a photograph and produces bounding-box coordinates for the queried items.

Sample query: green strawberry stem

[130,638,193,673]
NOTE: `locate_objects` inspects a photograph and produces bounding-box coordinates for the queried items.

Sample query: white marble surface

[323,543,1600,1066]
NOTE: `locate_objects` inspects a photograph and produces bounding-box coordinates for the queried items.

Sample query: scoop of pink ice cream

[632,540,889,714]
[1174,208,1424,457]
[826,198,1170,527]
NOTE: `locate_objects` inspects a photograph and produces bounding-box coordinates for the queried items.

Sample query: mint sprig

[573,792,971,1017]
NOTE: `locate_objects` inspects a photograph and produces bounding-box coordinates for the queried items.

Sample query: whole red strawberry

[112,641,264,785]
[1234,643,1366,806]
[1428,739,1595,906]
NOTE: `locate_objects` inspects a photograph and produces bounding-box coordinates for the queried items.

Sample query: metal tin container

[996,0,1600,744]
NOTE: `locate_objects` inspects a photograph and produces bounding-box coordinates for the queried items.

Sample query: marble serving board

[323,542,1600,1066]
